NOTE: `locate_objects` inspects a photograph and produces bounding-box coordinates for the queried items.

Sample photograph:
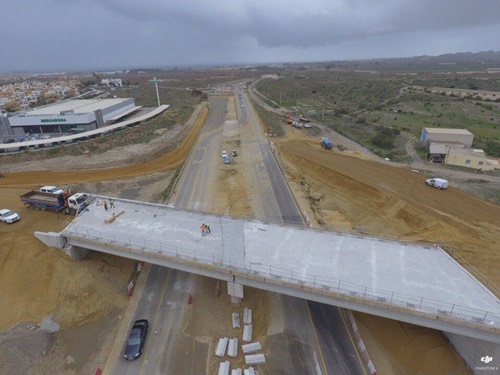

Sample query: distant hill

[313,50,500,73]
[430,50,500,63]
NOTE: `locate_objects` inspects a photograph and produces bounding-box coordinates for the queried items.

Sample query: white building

[5,98,137,136]
[420,128,474,147]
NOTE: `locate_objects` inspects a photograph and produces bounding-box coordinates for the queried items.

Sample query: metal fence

[65,225,500,329]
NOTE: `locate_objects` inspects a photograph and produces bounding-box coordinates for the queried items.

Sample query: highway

[107,90,368,374]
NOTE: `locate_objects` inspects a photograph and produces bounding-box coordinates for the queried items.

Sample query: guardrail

[65,225,500,330]
[440,241,500,298]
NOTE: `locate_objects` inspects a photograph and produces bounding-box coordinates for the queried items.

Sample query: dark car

[124,319,149,360]
[2,138,15,144]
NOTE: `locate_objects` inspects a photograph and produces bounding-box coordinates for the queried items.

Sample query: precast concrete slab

[45,195,500,342]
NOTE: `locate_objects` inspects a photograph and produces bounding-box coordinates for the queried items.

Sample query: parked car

[221,150,228,158]
[40,186,64,195]
[124,319,149,360]
[231,150,238,157]
[0,209,20,224]
[2,138,15,144]
[425,178,448,190]
[224,156,231,164]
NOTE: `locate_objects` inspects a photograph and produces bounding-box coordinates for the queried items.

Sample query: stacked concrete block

[218,361,230,375]
[228,338,238,358]
[245,354,266,365]
[231,369,242,375]
[241,342,262,354]
[243,368,256,375]
[216,337,229,357]
[242,324,253,342]
[243,308,252,324]
[232,312,241,329]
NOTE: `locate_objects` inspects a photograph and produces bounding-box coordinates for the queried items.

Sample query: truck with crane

[20,190,89,215]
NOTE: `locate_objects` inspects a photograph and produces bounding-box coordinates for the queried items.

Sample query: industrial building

[420,128,474,147]
[2,98,138,137]
[429,143,497,171]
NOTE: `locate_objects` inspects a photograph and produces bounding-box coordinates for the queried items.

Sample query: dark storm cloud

[1,0,499,72]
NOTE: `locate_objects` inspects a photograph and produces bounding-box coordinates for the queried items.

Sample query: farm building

[429,143,496,171]
[420,128,474,147]
[446,147,496,171]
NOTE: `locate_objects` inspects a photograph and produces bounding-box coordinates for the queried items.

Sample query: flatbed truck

[20,191,89,215]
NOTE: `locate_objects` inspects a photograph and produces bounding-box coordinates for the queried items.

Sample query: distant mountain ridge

[420,50,500,63]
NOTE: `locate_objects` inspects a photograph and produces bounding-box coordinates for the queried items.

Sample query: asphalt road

[242,86,368,375]
[110,267,196,375]
[109,91,368,374]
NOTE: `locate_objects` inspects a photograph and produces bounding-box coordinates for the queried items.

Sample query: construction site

[0,83,499,374]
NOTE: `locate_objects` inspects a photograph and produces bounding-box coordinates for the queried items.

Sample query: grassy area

[161,167,181,200]
[255,71,500,158]
[250,97,285,136]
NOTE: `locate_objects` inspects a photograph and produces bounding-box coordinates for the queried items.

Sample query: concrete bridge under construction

[35,195,500,345]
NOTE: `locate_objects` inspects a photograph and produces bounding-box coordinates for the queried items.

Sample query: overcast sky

[2,0,500,73]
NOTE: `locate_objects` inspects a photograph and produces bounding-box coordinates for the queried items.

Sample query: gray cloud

[1,0,499,72]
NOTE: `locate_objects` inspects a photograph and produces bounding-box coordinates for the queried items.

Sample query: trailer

[20,191,89,215]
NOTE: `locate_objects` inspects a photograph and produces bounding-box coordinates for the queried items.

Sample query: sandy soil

[0,104,208,374]
[2,95,495,373]
[272,129,499,374]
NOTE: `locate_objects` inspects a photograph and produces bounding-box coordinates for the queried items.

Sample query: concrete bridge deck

[35,195,500,343]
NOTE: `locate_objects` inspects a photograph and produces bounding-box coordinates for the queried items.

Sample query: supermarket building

[3,98,137,137]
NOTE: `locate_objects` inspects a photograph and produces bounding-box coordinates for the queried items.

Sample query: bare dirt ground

[1,95,497,373]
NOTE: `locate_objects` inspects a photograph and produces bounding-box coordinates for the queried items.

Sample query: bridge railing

[65,226,500,329]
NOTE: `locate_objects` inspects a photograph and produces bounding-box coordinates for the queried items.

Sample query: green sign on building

[41,118,67,123]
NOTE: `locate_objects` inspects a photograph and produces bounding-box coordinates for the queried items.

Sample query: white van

[425,178,448,190]
[40,186,64,195]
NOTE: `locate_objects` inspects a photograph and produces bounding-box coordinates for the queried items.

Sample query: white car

[221,151,228,158]
[40,186,64,195]
[0,209,20,224]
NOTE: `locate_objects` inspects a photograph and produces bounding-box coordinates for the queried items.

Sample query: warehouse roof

[26,98,132,115]
[424,128,473,136]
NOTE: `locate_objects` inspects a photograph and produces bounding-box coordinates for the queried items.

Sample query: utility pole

[149,77,163,107]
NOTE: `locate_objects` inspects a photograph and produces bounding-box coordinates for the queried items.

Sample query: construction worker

[103,201,108,211]
[206,224,211,234]
[200,224,206,237]
[110,199,115,208]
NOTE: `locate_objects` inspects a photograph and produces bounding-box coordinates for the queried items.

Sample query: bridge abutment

[34,232,89,260]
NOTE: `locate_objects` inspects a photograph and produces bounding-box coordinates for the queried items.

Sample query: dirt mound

[278,139,500,286]
[0,107,208,188]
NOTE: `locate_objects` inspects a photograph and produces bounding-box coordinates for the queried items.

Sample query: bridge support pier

[227,281,244,305]
[63,244,89,260]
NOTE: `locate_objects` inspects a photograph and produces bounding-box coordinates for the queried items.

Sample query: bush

[372,133,394,149]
